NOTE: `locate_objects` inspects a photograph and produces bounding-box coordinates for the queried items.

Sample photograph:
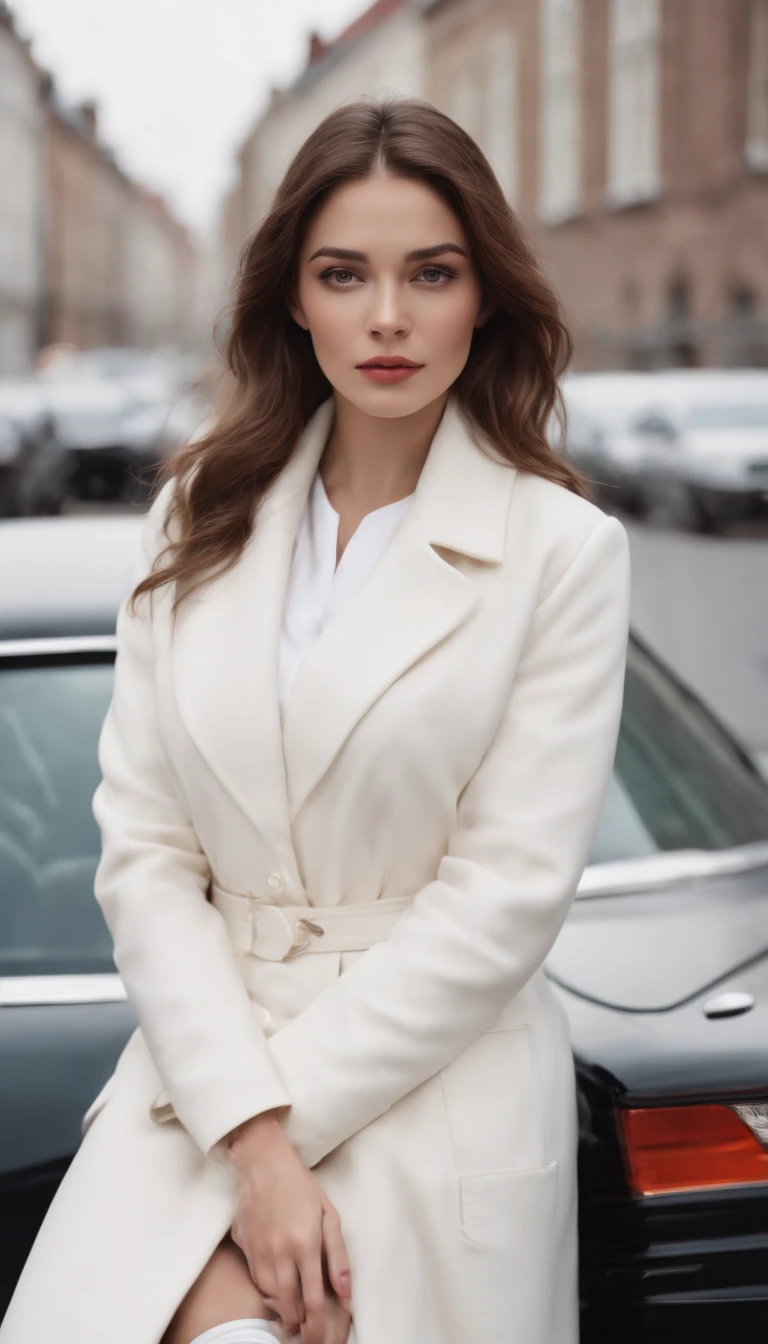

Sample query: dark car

[0,384,70,517]
[1,515,767,1340]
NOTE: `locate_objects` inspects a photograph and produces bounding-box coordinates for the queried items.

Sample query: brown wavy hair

[131,96,588,612]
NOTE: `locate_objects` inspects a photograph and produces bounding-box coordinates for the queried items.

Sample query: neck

[319,390,449,508]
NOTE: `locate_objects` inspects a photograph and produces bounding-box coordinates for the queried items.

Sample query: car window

[589,641,768,865]
[684,402,768,431]
[0,662,114,976]
[631,412,678,438]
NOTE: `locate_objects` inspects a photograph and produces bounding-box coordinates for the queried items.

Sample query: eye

[416,265,458,285]
[319,267,359,288]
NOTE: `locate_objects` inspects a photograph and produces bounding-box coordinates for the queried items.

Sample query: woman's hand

[269,1288,352,1344]
[227,1112,353,1344]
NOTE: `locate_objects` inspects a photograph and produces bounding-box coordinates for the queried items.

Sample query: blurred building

[0,3,46,374]
[45,97,200,354]
[118,184,199,351]
[44,98,126,350]
[215,0,427,314]
[0,3,203,376]
[426,0,768,370]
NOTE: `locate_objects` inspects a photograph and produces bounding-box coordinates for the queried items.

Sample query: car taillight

[619,1102,768,1195]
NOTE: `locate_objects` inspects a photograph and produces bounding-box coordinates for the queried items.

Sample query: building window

[607,0,660,204]
[667,272,691,322]
[539,0,581,222]
[746,0,768,169]
[665,272,698,366]
[730,282,758,315]
[622,277,640,322]
[484,28,519,204]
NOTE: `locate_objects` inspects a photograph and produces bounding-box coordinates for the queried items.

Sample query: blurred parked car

[37,344,204,400]
[0,383,70,517]
[13,378,211,505]
[0,515,767,1339]
[626,370,768,531]
[39,379,146,502]
[31,346,211,502]
[559,373,660,515]
[115,387,214,501]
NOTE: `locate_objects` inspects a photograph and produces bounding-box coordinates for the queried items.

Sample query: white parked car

[559,373,661,514]
[626,370,768,531]
[34,348,212,502]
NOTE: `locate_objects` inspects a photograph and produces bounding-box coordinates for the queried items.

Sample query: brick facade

[426,0,768,369]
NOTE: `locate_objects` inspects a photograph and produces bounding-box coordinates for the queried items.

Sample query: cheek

[422,291,480,354]
[302,293,355,357]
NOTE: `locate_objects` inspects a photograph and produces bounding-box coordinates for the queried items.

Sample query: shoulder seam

[534,513,625,616]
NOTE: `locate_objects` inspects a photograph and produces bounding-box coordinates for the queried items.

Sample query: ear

[474,297,496,330]
[287,293,310,331]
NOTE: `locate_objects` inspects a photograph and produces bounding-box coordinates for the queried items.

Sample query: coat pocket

[459,1160,558,1247]
[439,1025,546,1175]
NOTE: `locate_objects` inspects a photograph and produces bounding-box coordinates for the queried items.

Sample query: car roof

[561,368,768,426]
[639,375,768,410]
[0,514,145,641]
[561,372,663,410]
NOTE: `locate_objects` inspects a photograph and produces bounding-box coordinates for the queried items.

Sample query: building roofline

[0,1,54,88]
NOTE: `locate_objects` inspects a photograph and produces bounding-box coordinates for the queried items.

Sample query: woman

[0,98,630,1344]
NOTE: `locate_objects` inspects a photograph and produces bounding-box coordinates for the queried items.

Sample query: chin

[338,382,449,420]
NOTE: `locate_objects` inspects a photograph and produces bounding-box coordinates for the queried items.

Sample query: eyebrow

[307,243,469,264]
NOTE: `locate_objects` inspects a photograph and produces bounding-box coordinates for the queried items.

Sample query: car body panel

[0,1000,136,1175]
[548,862,768,1012]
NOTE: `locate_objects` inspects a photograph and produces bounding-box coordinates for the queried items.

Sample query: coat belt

[210,882,413,962]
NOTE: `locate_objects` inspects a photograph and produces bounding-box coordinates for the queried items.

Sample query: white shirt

[277,469,414,723]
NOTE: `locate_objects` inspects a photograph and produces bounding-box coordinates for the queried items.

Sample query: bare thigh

[161,1234,272,1344]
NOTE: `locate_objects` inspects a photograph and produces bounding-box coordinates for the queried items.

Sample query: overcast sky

[12,0,367,235]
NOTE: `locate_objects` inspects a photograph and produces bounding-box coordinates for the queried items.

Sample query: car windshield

[591,639,768,865]
[684,402,768,431]
[2,642,768,977]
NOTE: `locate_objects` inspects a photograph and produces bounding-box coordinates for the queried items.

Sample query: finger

[268,1321,300,1343]
[273,1256,303,1331]
[322,1206,352,1307]
[261,1298,301,1338]
[276,1325,301,1341]
[297,1245,328,1344]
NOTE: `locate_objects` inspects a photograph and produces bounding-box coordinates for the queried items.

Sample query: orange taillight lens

[619,1103,768,1196]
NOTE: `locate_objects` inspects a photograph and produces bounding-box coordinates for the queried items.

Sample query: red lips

[356,356,424,368]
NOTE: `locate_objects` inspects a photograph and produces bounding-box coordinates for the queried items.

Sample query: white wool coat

[0,394,631,1344]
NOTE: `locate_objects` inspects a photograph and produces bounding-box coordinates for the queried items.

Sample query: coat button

[267,871,285,893]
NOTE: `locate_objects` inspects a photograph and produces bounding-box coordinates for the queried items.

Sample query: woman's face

[290,173,490,418]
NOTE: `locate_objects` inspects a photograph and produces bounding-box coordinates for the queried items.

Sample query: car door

[0,639,136,1314]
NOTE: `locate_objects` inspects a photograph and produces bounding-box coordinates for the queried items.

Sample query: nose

[367,279,411,340]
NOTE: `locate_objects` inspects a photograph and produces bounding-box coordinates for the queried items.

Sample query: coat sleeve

[266,513,631,1170]
[92,483,291,1159]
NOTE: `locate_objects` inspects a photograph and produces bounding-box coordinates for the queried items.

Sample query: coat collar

[170,393,517,879]
[264,394,512,563]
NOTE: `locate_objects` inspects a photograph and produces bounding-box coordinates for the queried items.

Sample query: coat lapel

[170,392,518,853]
[281,395,517,821]
[169,398,334,871]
